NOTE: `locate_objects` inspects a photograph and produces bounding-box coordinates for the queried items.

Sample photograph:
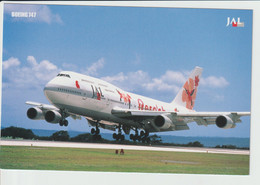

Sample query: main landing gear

[111,126,150,143]
[113,125,125,141]
[59,109,68,127]
[59,119,68,127]
[91,124,102,140]
[130,129,150,143]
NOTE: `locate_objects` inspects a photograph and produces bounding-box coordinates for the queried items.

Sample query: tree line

[1,126,99,142]
[0,126,249,149]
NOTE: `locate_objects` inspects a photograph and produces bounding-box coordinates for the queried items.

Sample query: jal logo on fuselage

[226,17,244,27]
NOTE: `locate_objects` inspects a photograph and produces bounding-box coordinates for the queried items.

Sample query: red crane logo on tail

[182,75,199,110]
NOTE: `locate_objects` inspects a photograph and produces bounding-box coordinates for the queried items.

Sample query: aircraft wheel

[133,135,137,142]
[116,135,120,141]
[140,131,145,136]
[130,134,134,140]
[91,128,96,135]
[120,134,125,141]
[96,128,100,135]
[113,133,117,139]
[63,120,68,127]
[133,134,139,142]
[59,120,63,126]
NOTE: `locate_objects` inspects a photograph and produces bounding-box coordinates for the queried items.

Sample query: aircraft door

[91,85,104,100]
[89,85,107,110]
[105,92,110,106]
[81,83,93,100]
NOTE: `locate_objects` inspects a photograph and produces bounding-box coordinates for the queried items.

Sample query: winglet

[171,67,203,110]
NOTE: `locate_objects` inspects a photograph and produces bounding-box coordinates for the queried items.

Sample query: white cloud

[27,56,37,66]
[102,69,182,93]
[101,69,229,97]
[143,78,181,93]
[102,70,150,92]
[85,58,105,76]
[102,72,126,83]
[141,70,188,93]
[36,60,58,71]
[161,70,187,84]
[201,76,229,88]
[36,5,63,24]
[62,63,78,71]
[4,4,63,24]
[2,55,229,100]
[2,56,61,89]
[127,70,150,84]
[2,57,20,70]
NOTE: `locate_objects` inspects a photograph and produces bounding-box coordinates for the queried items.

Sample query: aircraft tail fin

[171,66,203,110]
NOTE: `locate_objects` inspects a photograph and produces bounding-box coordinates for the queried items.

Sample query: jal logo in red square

[226,17,244,27]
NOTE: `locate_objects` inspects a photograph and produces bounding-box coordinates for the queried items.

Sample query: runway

[0,139,249,155]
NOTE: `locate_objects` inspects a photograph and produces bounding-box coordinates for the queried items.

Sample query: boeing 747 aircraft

[26,67,250,142]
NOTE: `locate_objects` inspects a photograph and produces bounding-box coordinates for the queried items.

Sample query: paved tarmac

[0,139,249,155]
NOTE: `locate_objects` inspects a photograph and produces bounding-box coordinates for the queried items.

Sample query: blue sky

[1,4,252,137]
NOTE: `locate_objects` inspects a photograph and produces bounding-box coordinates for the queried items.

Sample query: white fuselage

[44,71,191,128]
[27,67,249,137]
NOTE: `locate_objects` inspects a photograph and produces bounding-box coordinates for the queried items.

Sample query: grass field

[0,146,249,175]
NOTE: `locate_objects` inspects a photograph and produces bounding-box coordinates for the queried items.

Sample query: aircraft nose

[44,80,54,99]
[44,75,73,100]
[44,77,64,104]
[44,78,56,92]
[43,76,62,97]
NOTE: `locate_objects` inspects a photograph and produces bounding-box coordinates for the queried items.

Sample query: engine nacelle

[45,110,62,123]
[216,115,236,129]
[154,115,173,130]
[27,107,44,120]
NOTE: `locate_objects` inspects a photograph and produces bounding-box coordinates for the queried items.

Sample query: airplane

[26,66,250,143]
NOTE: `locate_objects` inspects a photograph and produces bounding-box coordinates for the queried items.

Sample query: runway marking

[0,140,249,155]
[161,160,200,165]
[28,147,47,150]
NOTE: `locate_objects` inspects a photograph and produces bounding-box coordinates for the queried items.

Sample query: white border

[1,1,259,185]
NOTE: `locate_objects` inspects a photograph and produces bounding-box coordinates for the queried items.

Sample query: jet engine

[216,115,236,129]
[45,110,62,123]
[27,107,44,120]
[154,115,173,129]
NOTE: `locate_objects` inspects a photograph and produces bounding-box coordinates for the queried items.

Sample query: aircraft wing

[26,101,81,120]
[112,108,165,117]
[111,107,250,131]
[175,112,250,126]
[26,101,59,111]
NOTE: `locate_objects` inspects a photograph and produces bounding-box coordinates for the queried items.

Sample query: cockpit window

[57,73,71,78]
